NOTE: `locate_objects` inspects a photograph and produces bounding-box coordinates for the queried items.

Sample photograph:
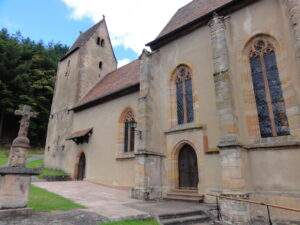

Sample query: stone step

[167,191,203,198]
[170,189,198,193]
[164,195,204,203]
[160,214,210,225]
[164,191,204,203]
[159,210,205,220]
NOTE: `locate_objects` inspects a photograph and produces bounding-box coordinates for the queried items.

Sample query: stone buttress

[208,14,251,224]
[131,50,164,200]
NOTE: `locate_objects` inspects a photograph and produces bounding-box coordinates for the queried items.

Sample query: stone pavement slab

[0,209,105,225]
[34,181,150,220]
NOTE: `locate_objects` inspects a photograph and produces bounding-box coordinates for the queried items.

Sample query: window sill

[116,152,135,160]
[244,135,300,150]
[165,123,204,135]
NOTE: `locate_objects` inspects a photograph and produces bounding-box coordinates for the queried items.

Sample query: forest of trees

[0,28,68,147]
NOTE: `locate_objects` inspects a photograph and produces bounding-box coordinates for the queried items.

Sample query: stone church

[45,0,300,222]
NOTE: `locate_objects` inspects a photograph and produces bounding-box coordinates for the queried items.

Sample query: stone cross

[8,105,38,167]
[15,105,38,138]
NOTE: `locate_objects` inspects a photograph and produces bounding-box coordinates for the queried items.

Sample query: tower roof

[60,20,104,61]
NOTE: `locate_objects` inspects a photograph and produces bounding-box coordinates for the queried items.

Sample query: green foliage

[0,150,7,166]
[28,185,84,212]
[39,167,68,179]
[100,219,159,225]
[0,28,68,146]
[26,159,43,169]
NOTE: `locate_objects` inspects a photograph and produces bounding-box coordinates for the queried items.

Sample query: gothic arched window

[123,111,135,152]
[175,65,194,125]
[249,39,289,138]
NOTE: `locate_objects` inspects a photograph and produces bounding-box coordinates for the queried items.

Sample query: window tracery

[249,38,289,137]
[123,111,135,152]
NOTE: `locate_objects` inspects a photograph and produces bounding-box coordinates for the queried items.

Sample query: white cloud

[118,58,131,67]
[62,0,190,54]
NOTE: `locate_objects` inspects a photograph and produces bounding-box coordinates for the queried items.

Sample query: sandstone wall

[66,93,139,188]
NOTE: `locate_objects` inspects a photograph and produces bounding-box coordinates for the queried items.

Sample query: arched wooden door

[77,153,86,181]
[178,145,199,189]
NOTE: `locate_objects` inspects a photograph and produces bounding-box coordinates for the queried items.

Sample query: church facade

[45,0,300,223]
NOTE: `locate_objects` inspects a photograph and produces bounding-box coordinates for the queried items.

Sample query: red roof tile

[156,0,233,39]
[78,60,140,106]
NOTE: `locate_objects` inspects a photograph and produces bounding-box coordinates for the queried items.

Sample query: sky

[0,0,190,66]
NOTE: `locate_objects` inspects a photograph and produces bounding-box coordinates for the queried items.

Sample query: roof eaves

[71,83,140,112]
[147,0,259,50]
[59,47,80,62]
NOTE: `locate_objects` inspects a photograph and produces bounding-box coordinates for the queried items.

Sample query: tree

[0,28,68,146]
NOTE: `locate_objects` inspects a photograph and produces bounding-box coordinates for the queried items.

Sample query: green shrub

[39,168,70,181]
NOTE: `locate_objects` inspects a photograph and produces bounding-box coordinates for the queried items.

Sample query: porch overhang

[66,128,93,145]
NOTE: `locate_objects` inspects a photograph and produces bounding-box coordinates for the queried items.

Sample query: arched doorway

[77,153,86,180]
[178,144,199,189]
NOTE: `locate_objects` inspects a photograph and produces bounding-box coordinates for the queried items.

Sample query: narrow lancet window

[175,65,194,125]
[123,111,135,152]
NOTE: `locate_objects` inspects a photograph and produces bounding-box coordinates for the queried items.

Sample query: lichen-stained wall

[78,21,117,100]
[45,51,80,169]
[65,93,139,188]
[45,21,117,171]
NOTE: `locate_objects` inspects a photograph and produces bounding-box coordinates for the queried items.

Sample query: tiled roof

[60,20,103,61]
[156,0,233,39]
[78,59,140,106]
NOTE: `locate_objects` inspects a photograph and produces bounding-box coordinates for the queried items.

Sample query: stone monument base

[0,207,33,218]
[0,167,39,209]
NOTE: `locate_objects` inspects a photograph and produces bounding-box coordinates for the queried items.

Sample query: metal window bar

[206,194,300,225]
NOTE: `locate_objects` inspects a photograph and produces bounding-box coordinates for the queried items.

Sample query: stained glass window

[123,111,135,152]
[175,65,194,125]
[249,39,289,137]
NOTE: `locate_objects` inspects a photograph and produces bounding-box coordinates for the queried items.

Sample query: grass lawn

[100,219,159,225]
[0,150,7,166]
[27,159,43,168]
[28,185,84,212]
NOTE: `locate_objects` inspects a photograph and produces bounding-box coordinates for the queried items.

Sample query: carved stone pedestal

[0,105,39,211]
[0,167,39,209]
